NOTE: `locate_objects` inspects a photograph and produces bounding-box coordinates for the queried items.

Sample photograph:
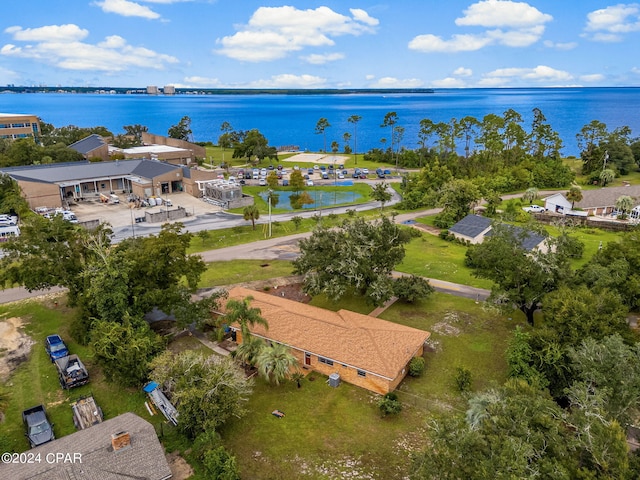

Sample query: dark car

[244,172,252,179]
[383,169,391,175]
[45,334,69,362]
[23,405,55,448]
[352,172,360,178]
[282,179,289,186]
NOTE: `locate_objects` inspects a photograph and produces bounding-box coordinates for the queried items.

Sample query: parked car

[45,334,69,362]
[383,169,391,175]
[352,172,360,178]
[322,173,329,180]
[277,164,283,170]
[307,180,314,186]
[23,405,55,448]
[362,168,369,174]
[258,178,267,186]
[313,165,319,170]
[522,205,546,213]
[338,173,345,179]
[282,179,289,186]
[307,168,314,175]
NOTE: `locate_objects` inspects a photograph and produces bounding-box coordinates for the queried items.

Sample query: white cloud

[216,6,378,62]
[580,73,605,82]
[543,40,578,50]
[484,65,573,83]
[365,74,375,80]
[430,77,466,88]
[585,3,640,41]
[409,0,551,53]
[453,67,473,76]
[478,76,510,86]
[94,0,161,20]
[368,77,423,88]
[176,76,222,88]
[632,67,640,74]
[300,52,345,64]
[409,33,492,53]
[246,74,327,88]
[5,24,88,42]
[1,23,178,72]
[455,0,552,28]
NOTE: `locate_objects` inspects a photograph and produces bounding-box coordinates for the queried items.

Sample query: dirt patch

[0,317,34,381]
[264,283,311,303]
[165,451,194,480]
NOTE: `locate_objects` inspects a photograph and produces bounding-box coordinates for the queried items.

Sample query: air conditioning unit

[328,373,340,388]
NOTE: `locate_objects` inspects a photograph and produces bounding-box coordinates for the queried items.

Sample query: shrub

[378,392,402,416]
[203,446,240,480]
[408,357,425,377]
[455,366,472,392]
[393,275,434,303]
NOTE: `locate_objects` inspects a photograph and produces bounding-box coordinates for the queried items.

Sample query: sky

[1,0,640,89]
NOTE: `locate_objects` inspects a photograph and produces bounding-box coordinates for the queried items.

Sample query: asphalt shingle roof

[486,225,546,251]
[69,134,106,155]
[0,413,172,480]
[448,214,492,239]
[575,185,640,209]
[224,287,430,380]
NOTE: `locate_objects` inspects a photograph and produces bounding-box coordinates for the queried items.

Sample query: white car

[307,180,314,186]
[522,205,546,213]
[362,168,369,174]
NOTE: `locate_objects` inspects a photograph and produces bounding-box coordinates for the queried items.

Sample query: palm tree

[256,342,299,385]
[232,335,265,368]
[243,205,260,230]
[566,185,583,209]
[599,168,616,187]
[615,195,634,219]
[223,296,268,338]
[315,118,331,153]
[347,115,362,163]
[522,187,539,205]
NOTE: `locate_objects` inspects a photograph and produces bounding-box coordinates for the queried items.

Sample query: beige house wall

[19,180,61,209]
[183,168,220,198]
[234,330,419,395]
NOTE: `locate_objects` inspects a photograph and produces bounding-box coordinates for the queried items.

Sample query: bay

[1,88,639,157]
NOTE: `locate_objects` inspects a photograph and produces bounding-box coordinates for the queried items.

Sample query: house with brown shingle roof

[574,185,640,216]
[224,287,430,395]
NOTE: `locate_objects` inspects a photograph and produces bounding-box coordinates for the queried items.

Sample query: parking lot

[70,192,222,228]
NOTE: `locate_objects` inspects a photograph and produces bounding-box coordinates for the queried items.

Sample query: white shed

[544,193,573,214]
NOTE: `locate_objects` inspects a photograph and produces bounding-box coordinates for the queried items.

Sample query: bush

[378,392,402,416]
[455,366,472,392]
[393,275,434,303]
[203,446,240,480]
[408,357,425,377]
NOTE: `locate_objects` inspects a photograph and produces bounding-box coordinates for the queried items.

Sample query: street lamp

[268,189,272,238]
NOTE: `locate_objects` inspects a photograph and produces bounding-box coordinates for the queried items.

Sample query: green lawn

[397,233,493,289]
[380,293,522,403]
[198,260,294,288]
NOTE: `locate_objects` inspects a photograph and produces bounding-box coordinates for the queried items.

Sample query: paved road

[1,181,505,305]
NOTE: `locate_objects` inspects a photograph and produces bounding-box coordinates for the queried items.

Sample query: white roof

[124,145,188,154]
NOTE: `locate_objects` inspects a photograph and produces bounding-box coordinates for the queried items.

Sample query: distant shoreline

[0,87,436,95]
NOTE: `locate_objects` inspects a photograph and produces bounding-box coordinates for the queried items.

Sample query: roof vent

[111,431,132,452]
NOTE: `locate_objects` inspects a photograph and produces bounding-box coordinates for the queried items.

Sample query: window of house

[357,370,366,377]
[318,357,334,366]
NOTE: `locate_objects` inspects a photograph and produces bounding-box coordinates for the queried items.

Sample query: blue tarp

[143,381,159,393]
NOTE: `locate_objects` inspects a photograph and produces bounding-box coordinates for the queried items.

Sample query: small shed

[544,193,573,214]
[448,215,492,244]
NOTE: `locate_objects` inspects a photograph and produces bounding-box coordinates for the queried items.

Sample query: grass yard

[0,297,154,453]
[380,293,523,404]
[543,224,623,268]
[220,374,423,480]
[397,233,493,289]
[198,260,294,288]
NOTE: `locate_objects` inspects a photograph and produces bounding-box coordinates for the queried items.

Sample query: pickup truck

[71,395,103,430]
[22,405,55,448]
[45,334,69,362]
[55,354,89,389]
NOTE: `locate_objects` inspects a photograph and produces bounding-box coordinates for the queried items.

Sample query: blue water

[259,189,363,210]
[1,88,639,157]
